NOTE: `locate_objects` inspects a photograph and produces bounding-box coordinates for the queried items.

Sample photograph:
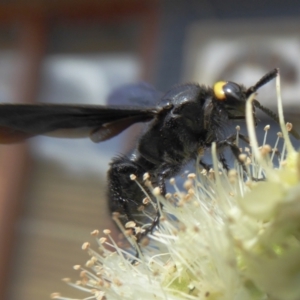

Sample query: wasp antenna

[253,99,300,140]
[246,68,279,97]
[253,100,279,122]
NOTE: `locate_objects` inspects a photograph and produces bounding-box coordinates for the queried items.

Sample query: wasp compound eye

[214,81,243,102]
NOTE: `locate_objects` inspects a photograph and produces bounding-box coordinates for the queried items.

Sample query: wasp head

[213,80,250,120]
[212,68,280,127]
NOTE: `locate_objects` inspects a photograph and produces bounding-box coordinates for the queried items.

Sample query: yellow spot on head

[213,81,227,101]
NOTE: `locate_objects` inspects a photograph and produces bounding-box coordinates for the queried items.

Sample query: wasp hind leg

[108,156,149,228]
[108,156,160,258]
[136,165,170,241]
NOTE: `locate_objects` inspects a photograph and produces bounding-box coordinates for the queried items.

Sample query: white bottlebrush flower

[51,73,300,300]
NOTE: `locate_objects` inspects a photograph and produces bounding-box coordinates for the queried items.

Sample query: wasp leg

[218,153,230,171]
[108,156,148,226]
[137,164,178,242]
[216,137,247,174]
[199,159,213,172]
[108,156,157,261]
[109,157,176,259]
[221,133,280,181]
[225,133,250,145]
[200,133,247,172]
[216,134,265,181]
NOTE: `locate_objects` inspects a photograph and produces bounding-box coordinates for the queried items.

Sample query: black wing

[0,103,158,144]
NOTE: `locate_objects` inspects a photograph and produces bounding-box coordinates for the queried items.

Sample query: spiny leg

[216,133,271,180]
[216,133,249,174]
[137,163,179,244]
[108,156,152,229]
[200,133,250,172]
[108,156,159,261]
[199,159,213,172]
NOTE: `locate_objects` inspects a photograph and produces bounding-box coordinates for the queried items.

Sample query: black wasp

[0,68,298,240]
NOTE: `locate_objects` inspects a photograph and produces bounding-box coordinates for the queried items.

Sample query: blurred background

[1,0,300,299]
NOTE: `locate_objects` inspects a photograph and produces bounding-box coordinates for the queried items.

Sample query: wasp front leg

[215,133,251,171]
